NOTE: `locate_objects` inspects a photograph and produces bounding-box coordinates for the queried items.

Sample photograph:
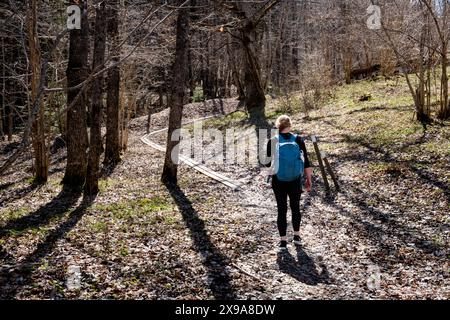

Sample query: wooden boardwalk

[140,118,243,191]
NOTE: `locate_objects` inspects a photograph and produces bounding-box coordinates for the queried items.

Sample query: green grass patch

[148,213,180,226]
[188,110,249,131]
[98,178,136,193]
[422,140,450,156]
[92,196,173,220]
[119,245,130,257]
[91,221,108,233]
[192,86,205,103]
[0,207,30,222]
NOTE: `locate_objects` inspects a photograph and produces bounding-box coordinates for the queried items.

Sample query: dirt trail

[0,98,447,299]
[136,101,448,299]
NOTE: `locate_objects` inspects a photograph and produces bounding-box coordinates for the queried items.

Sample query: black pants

[272,176,302,237]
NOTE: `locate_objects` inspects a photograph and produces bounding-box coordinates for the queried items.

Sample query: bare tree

[161,1,190,184]
[63,0,89,190]
[104,0,122,166]
[28,0,48,183]
[85,0,107,197]
[420,0,450,119]
[219,0,281,114]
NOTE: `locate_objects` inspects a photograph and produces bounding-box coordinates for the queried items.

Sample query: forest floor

[0,77,449,299]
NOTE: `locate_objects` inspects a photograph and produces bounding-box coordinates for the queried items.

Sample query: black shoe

[279,241,288,251]
[292,235,301,246]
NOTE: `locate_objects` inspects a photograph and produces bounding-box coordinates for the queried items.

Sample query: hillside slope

[0,77,448,299]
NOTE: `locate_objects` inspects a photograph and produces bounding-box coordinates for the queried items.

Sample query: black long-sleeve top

[266,132,312,170]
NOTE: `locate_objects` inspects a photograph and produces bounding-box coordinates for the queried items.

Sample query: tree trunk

[416,24,430,123]
[0,105,3,141]
[104,0,121,166]
[146,109,152,134]
[241,24,266,112]
[28,0,48,184]
[1,36,4,141]
[85,0,107,197]
[439,50,449,119]
[7,104,12,141]
[161,4,190,184]
[159,86,164,109]
[202,40,215,99]
[121,94,133,151]
[228,40,245,100]
[118,79,125,151]
[63,0,89,190]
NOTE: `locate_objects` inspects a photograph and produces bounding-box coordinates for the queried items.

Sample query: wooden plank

[140,135,242,190]
[178,154,241,189]
[322,153,341,192]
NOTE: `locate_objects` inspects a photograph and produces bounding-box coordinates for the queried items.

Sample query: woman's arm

[304,167,313,192]
[298,137,313,192]
[297,136,312,168]
[266,139,272,168]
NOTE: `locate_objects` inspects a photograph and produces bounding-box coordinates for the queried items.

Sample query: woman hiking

[266,115,313,250]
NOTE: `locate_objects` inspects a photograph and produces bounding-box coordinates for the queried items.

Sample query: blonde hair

[275,115,292,132]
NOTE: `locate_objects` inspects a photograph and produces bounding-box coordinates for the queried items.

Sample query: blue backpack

[273,134,305,182]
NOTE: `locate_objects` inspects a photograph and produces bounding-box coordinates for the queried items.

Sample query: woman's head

[275,115,292,133]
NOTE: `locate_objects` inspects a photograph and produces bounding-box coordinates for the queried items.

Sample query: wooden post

[311,135,330,192]
[322,152,341,192]
[146,100,152,135]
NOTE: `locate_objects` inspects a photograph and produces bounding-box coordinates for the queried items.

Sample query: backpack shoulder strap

[291,133,298,142]
[276,134,283,142]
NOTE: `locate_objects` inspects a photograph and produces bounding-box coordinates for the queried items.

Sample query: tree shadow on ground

[344,135,450,203]
[0,190,81,239]
[0,244,13,261]
[100,161,120,179]
[277,246,330,286]
[322,119,450,203]
[313,176,444,257]
[0,181,15,191]
[0,193,93,299]
[0,179,43,206]
[164,181,236,299]
[303,104,413,122]
[342,186,444,255]
[0,141,20,155]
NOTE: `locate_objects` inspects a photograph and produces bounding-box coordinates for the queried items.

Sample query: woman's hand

[304,167,313,192]
[305,178,312,192]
